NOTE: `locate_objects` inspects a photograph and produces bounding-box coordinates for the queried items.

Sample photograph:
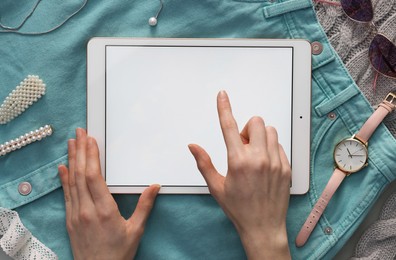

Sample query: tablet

[87,38,311,194]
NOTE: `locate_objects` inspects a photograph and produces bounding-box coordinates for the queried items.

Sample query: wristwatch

[295,92,396,247]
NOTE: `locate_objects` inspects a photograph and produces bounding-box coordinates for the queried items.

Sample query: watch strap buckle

[383,92,396,111]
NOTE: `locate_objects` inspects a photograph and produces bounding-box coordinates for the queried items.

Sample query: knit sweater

[315,0,396,137]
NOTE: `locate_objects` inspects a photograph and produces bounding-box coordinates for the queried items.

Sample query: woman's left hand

[59,128,160,260]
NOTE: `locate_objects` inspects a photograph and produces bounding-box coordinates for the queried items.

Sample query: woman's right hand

[188,90,292,260]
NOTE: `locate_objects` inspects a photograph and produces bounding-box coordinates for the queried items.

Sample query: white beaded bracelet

[0,75,46,124]
[0,125,53,157]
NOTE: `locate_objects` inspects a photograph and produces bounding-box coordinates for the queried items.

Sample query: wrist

[238,227,291,260]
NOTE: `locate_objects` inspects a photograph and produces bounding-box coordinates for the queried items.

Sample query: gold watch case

[333,136,368,174]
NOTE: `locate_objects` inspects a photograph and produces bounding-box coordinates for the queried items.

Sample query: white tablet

[87,38,311,194]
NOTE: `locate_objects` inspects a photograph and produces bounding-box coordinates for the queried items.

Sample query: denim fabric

[0,0,395,259]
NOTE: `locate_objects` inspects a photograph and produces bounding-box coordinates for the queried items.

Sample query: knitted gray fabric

[315,0,396,137]
[350,192,396,259]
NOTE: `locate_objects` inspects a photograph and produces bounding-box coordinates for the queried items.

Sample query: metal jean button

[328,112,337,120]
[324,226,333,235]
[311,41,323,55]
[18,182,32,196]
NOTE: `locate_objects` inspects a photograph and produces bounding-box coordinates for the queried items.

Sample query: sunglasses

[315,0,396,91]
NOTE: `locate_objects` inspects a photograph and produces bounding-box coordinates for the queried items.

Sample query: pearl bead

[148,17,157,26]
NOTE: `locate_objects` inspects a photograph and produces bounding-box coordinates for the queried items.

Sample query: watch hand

[351,148,364,155]
[347,148,352,158]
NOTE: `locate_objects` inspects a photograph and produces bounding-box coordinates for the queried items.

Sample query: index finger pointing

[217,90,242,151]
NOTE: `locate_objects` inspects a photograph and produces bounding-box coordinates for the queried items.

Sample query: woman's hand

[59,128,160,260]
[188,91,291,260]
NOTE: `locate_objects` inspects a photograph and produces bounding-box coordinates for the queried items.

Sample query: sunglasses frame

[337,0,396,80]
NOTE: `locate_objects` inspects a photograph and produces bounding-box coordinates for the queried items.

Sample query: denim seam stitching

[312,72,332,101]
[0,154,68,209]
[11,182,62,210]
[314,85,360,117]
[0,155,67,190]
[366,135,396,182]
[281,8,298,39]
[313,66,338,100]
[262,0,312,18]
[309,115,338,203]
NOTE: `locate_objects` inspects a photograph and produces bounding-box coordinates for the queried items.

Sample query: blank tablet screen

[105,45,292,187]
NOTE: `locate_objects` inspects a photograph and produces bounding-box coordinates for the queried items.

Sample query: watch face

[334,138,368,173]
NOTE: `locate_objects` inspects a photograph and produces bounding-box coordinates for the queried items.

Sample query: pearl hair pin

[148,0,163,26]
[0,75,46,124]
[0,125,53,157]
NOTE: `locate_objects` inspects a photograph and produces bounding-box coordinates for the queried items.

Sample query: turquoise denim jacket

[1,0,395,259]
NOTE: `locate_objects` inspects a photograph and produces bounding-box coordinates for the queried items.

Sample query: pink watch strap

[295,168,346,247]
[296,92,396,247]
[355,96,396,143]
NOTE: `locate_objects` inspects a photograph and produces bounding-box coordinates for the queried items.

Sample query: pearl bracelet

[0,125,53,157]
[0,75,46,125]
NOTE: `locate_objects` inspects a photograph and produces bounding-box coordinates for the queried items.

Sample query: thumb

[188,144,224,196]
[127,184,160,236]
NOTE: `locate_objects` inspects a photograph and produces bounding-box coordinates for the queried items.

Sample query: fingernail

[151,184,161,192]
[58,165,65,176]
[218,90,227,100]
[76,128,86,139]
[187,144,197,157]
[76,128,82,138]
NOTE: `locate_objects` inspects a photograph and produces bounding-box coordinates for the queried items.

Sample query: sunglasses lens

[369,34,396,78]
[341,0,373,22]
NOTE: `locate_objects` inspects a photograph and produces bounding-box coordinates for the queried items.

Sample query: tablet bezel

[87,37,311,195]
